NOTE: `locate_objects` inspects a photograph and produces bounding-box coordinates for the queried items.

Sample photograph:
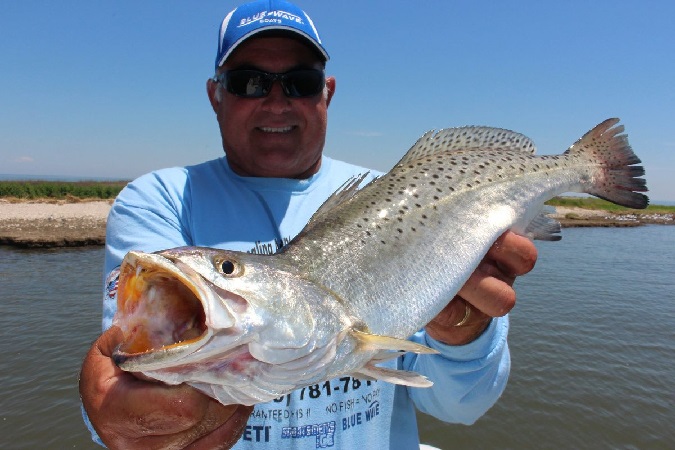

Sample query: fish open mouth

[114,253,208,357]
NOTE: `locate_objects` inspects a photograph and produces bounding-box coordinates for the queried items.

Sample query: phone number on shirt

[273,377,375,406]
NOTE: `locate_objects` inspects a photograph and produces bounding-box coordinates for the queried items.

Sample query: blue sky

[1,1,673,201]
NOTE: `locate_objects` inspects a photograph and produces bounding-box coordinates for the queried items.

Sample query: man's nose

[261,81,292,113]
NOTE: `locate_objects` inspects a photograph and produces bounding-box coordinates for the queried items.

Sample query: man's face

[208,37,335,179]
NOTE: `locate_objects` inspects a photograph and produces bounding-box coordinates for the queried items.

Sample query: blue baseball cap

[215,0,329,70]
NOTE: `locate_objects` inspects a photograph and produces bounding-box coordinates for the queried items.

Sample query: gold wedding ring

[455,303,471,327]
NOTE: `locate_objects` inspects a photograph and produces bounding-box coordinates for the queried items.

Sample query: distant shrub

[0,181,128,200]
[546,197,675,214]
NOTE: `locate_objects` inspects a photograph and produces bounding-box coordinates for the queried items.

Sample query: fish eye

[215,257,243,277]
[221,260,235,274]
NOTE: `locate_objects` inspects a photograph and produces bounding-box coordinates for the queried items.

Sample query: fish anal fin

[353,364,433,388]
[350,329,439,355]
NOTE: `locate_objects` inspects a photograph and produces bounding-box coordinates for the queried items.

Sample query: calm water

[1,226,673,449]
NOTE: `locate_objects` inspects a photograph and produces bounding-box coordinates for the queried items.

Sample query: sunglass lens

[227,70,268,97]
[284,70,324,97]
[223,69,324,98]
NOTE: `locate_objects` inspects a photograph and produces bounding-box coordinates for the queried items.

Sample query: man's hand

[426,231,538,345]
[79,326,253,450]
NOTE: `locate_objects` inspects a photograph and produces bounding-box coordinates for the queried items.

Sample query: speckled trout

[112,118,648,405]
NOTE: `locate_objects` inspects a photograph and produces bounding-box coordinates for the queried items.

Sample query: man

[79,1,537,448]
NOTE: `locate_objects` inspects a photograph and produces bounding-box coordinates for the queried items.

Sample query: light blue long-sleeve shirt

[86,155,510,449]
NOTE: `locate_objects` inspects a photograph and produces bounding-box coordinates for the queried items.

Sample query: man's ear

[206,78,220,112]
[325,76,336,107]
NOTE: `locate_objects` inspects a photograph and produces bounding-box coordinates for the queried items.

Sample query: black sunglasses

[213,69,325,99]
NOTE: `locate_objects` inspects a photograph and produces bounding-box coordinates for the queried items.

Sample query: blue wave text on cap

[215,0,329,70]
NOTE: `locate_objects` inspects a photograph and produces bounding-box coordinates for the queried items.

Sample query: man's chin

[228,153,321,179]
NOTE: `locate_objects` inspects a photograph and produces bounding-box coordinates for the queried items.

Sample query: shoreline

[0,200,673,249]
[0,199,111,248]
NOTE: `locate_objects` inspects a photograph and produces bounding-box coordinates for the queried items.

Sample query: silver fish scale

[285,147,576,338]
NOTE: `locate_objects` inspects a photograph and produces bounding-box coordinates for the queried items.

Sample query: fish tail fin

[565,118,649,209]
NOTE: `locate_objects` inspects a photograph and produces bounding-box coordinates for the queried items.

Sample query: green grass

[545,197,675,214]
[1,182,672,215]
[0,180,128,200]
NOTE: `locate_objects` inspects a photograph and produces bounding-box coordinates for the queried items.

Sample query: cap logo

[238,10,304,28]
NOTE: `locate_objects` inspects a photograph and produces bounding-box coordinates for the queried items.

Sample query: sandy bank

[0,200,672,248]
[0,200,111,248]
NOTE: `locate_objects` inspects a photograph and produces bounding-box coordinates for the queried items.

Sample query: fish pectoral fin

[520,209,562,241]
[353,364,433,388]
[349,329,439,355]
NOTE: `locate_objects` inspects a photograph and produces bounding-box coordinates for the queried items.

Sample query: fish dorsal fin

[304,172,370,227]
[396,126,537,166]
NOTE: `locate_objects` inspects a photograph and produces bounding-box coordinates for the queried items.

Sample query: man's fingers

[486,232,538,277]
[80,327,249,449]
[458,232,537,317]
[184,404,253,450]
[425,231,539,345]
[83,327,210,436]
[430,297,489,328]
[458,261,517,317]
